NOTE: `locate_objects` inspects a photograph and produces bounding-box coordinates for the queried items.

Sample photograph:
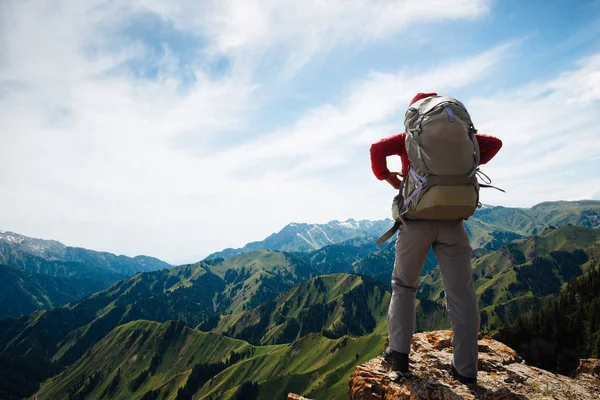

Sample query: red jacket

[370,132,503,180]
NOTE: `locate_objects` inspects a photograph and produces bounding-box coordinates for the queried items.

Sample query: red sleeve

[476,134,502,165]
[370,133,407,180]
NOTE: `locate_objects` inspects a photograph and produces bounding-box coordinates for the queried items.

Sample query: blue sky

[1,0,599,263]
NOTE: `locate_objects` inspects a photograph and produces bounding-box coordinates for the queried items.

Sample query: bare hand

[385,172,402,190]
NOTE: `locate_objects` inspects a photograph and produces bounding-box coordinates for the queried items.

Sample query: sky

[1,0,600,264]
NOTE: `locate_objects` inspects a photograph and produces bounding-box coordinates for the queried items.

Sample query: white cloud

[467,52,600,207]
[139,0,490,77]
[2,0,597,264]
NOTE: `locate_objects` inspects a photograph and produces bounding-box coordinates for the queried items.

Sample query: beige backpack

[377,95,502,246]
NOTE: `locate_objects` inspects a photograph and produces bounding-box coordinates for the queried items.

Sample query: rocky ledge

[348,330,600,400]
[287,394,311,400]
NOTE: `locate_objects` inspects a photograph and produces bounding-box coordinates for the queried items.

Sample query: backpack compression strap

[376,221,400,247]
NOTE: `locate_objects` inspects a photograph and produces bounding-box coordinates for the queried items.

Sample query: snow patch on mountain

[205,218,393,260]
[0,231,25,244]
[296,232,321,250]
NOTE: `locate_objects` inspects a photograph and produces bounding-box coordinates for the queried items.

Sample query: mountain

[465,200,600,251]
[0,249,317,399]
[495,260,600,375]
[205,202,600,262]
[0,264,106,319]
[3,200,600,399]
[202,250,315,314]
[202,201,600,284]
[0,241,125,286]
[0,263,224,365]
[417,225,600,334]
[34,320,386,400]
[204,219,392,260]
[292,235,380,274]
[0,230,172,282]
[213,274,390,345]
[350,242,439,284]
[6,218,587,376]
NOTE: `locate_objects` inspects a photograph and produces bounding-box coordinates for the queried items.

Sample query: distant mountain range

[12,220,599,399]
[205,201,600,261]
[0,230,172,278]
[0,230,172,318]
[1,200,600,399]
[205,218,392,259]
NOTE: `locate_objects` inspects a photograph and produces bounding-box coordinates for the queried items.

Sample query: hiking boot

[451,363,477,385]
[383,347,412,376]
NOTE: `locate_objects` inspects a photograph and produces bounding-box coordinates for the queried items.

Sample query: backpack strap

[476,169,505,192]
[376,221,401,247]
[425,175,478,186]
[479,183,506,192]
[470,126,480,176]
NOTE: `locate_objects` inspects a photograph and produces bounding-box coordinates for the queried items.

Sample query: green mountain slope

[292,236,380,275]
[466,200,600,251]
[214,274,390,345]
[351,243,439,284]
[0,263,225,400]
[35,320,385,400]
[417,226,600,333]
[0,250,317,399]
[0,265,106,319]
[203,250,315,314]
[304,202,600,286]
[495,259,600,375]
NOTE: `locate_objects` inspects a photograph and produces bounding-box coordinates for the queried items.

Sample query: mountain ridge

[0,230,172,277]
[213,273,390,345]
[204,219,392,260]
[33,319,386,400]
[204,201,600,263]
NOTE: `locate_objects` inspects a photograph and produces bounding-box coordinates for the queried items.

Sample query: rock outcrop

[578,359,600,376]
[287,394,312,400]
[349,330,600,400]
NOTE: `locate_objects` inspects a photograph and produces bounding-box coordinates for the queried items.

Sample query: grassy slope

[466,200,600,250]
[418,226,600,331]
[201,332,385,400]
[2,250,309,363]
[213,274,390,344]
[202,250,315,314]
[0,250,317,400]
[37,320,385,400]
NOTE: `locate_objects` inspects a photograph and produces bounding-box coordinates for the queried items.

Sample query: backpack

[376,95,502,246]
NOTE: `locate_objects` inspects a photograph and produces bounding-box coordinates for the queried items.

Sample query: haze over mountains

[0,200,599,399]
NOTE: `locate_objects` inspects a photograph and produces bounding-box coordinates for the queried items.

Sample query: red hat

[409,92,437,106]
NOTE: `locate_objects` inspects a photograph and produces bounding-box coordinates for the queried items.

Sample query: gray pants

[388,219,479,379]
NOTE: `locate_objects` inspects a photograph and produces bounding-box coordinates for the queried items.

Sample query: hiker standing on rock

[369,92,502,384]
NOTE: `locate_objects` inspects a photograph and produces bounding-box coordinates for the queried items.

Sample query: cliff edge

[348,330,600,400]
